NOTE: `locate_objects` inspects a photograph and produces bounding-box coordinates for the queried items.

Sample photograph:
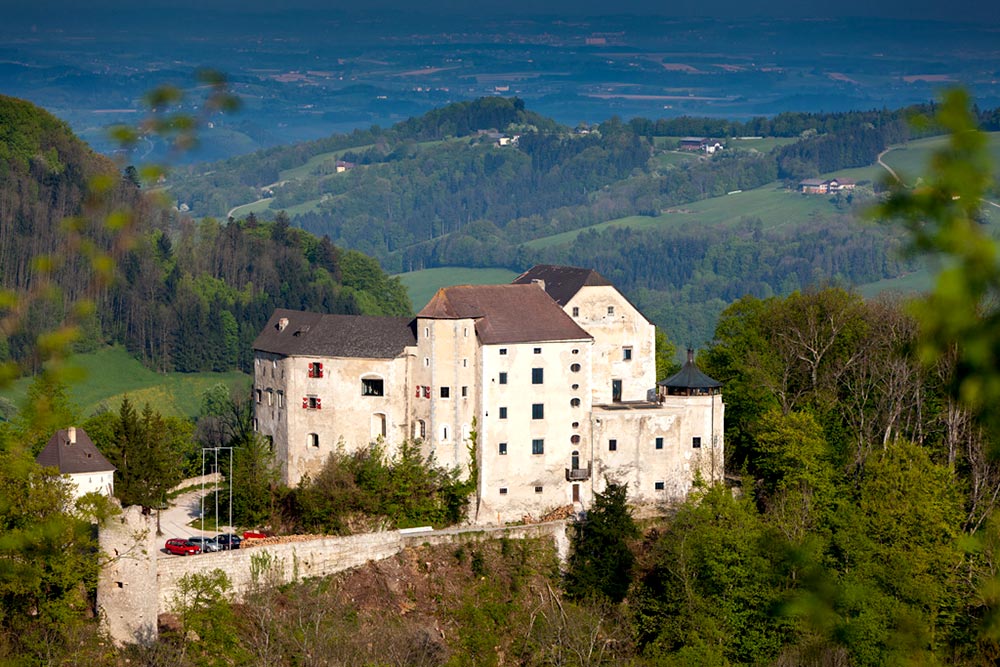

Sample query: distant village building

[799,177,856,194]
[36,426,116,501]
[335,160,356,173]
[253,265,723,523]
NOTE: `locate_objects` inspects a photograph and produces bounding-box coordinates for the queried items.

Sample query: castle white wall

[68,470,115,500]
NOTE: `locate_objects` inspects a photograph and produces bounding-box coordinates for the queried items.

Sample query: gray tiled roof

[36,427,115,475]
[511,265,613,306]
[253,309,417,358]
[417,284,592,345]
[659,351,721,389]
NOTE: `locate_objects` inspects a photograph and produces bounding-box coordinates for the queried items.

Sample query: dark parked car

[164,538,201,556]
[215,533,242,550]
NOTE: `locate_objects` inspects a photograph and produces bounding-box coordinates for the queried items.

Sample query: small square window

[499,407,508,419]
[623,347,633,361]
[532,403,544,419]
[440,386,450,398]
[572,307,579,317]
[655,437,664,450]
[461,386,468,397]
[499,487,508,495]
[654,481,665,490]
[308,433,319,448]
[499,348,507,355]
[533,347,541,354]
[499,372,508,385]
[534,486,543,494]
[532,439,544,455]
[532,368,543,384]
[499,442,507,455]
[308,362,323,378]
[693,436,702,448]
[607,306,615,315]
[609,439,617,451]
[362,378,384,396]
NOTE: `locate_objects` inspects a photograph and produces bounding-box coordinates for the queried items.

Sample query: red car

[164,538,201,556]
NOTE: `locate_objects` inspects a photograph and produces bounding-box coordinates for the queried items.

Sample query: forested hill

[0,95,410,376]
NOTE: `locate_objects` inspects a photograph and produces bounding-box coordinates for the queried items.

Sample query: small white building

[36,426,116,501]
[253,265,724,523]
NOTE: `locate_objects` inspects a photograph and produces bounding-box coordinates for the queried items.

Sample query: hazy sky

[2,0,995,23]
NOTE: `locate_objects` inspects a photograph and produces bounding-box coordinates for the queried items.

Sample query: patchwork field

[0,346,249,419]
[396,266,520,310]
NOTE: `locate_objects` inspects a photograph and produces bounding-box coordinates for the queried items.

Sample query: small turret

[657,349,721,399]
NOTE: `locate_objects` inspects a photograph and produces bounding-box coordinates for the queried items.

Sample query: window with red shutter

[317,362,323,378]
[315,397,322,409]
[302,397,308,408]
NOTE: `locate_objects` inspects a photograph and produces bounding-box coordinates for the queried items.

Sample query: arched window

[571,450,580,470]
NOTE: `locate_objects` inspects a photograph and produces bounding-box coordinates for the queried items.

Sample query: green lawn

[396,267,520,309]
[228,197,274,219]
[525,182,838,249]
[279,145,374,182]
[0,346,249,419]
[727,136,800,152]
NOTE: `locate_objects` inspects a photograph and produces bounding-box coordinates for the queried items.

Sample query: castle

[253,265,723,523]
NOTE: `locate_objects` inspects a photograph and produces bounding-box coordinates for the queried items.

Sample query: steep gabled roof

[254,309,417,358]
[36,427,115,475]
[417,284,592,345]
[511,265,613,306]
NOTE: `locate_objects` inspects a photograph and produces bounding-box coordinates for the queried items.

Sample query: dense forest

[0,95,410,375]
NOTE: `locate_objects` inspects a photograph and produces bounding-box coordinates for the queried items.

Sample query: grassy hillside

[0,346,249,419]
[396,267,520,309]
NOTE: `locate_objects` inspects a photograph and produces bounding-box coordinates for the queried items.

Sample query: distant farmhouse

[799,177,857,194]
[253,265,723,524]
[36,426,116,501]
[679,137,724,153]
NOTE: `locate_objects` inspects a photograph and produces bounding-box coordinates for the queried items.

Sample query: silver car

[187,536,221,552]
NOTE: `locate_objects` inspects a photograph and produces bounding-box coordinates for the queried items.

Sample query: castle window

[532,439,544,455]
[463,358,468,367]
[532,403,544,419]
[500,487,508,495]
[693,437,702,448]
[623,347,633,361]
[424,357,430,367]
[442,425,449,441]
[533,347,541,354]
[303,396,321,410]
[655,481,665,491]
[499,407,508,419]
[655,437,664,450]
[464,327,468,337]
[252,418,258,432]
[534,486,543,494]
[308,433,319,448]
[440,386,450,399]
[362,378,384,396]
[499,348,507,355]
[424,327,429,338]
[609,439,617,451]
[572,307,579,317]
[461,386,468,397]
[572,348,579,355]
[572,383,579,390]
[571,434,581,444]
[570,398,581,408]
[277,390,284,408]
[255,389,262,403]
[266,389,273,406]
[570,363,581,373]
[607,306,615,316]
[499,372,508,385]
[572,421,579,428]
[499,442,507,455]
[308,362,323,378]
[532,368,543,384]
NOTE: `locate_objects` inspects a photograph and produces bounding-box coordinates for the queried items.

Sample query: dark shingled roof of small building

[511,265,613,306]
[253,309,417,358]
[658,350,721,389]
[36,427,116,475]
[417,284,592,345]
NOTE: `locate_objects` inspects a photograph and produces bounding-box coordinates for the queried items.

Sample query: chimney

[531,278,545,291]
[277,317,289,331]
[67,426,76,445]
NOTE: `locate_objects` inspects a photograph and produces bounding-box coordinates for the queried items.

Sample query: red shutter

[423,386,430,398]
[307,364,314,378]
[315,398,322,409]
[302,397,308,408]
[416,387,421,398]
[317,362,324,378]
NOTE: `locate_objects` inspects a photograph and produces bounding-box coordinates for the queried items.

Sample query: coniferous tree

[565,480,638,603]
